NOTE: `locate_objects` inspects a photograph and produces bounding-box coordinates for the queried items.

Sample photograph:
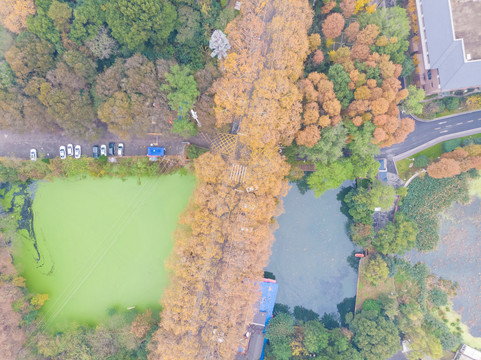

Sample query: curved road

[381,110,481,172]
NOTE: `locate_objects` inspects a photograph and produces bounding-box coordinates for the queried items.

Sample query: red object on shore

[354,253,365,258]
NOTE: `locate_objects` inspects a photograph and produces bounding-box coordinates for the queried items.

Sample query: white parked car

[67,144,73,157]
[74,145,81,159]
[100,144,107,156]
[59,146,66,159]
[117,143,124,156]
[30,149,37,161]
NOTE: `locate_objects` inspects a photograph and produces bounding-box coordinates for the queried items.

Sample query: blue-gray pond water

[266,183,358,316]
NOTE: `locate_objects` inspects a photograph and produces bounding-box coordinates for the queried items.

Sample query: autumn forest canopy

[0,0,438,359]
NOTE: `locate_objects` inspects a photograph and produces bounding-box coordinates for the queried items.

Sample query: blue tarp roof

[147,147,165,157]
[259,281,278,324]
[378,171,388,182]
[378,159,387,171]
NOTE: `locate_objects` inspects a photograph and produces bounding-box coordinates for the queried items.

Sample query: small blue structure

[259,280,278,360]
[259,280,278,325]
[378,158,388,182]
[235,279,279,360]
[147,147,165,158]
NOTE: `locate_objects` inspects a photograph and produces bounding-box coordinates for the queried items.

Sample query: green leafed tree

[372,213,418,254]
[265,313,294,359]
[162,65,199,117]
[344,180,396,224]
[402,85,425,115]
[303,320,329,354]
[105,0,177,52]
[69,0,105,44]
[363,255,389,286]
[351,310,400,360]
[308,159,355,197]
[328,63,353,109]
[297,123,348,164]
[0,61,14,89]
[26,0,62,51]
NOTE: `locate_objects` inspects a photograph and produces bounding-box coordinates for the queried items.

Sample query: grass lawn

[14,175,195,331]
[396,134,481,179]
[354,257,395,312]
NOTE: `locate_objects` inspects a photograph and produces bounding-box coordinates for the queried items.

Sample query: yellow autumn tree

[0,0,36,33]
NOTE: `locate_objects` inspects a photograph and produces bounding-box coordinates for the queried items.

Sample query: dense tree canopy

[105,0,177,51]
[351,310,401,360]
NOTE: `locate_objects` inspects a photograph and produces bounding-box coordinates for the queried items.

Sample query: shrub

[444,97,460,111]
[186,145,207,159]
[414,155,429,168]
[443,138,461,153]
[462,138,474,147]
[429,288,448,307]
[362,299,381,314]
[293,306,319,322]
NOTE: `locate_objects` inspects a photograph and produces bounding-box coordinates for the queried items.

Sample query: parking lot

[0,130,187,160]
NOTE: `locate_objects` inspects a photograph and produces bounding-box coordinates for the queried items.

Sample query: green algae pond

[13,175,195,331]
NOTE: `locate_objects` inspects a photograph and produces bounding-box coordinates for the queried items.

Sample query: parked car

[100,144,107,156]
[30,149,37,161]
[108,142,115,156]
[59,146,66,159]
[74,145,81,159]
[67,144,73,157]
[117,143,124,156]
[92,145,100,159]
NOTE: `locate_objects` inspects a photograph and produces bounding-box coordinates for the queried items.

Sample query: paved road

[381,110,481,161]
[0,130,189,159]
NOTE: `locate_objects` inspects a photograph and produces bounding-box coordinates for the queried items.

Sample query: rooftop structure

[147,147,165,158]
[236,279,279,360]
[414,0,481,94]
[454,344,481,360]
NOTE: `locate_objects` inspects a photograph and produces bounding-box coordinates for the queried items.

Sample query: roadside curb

[392,127,481,162]
[409,109,481,123]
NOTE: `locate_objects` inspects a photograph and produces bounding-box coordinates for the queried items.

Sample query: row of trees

[149,0,315,357]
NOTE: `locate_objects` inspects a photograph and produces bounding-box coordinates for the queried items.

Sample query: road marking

[440,130,449,133]
[478,118,481,120]
[446,125,452,128]
[468,120,474,123]
[434,127,441,130]
[456,122,463,125]
[439,121,447,124]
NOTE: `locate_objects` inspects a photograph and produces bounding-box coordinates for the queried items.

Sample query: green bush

[362,299,381,314]
[444,97,460,111]
[414,155,429,168]
[462,138,474,147]
[186,145,207,159]
[429,288,448,307]
[443,138,461,153]
[171,119,198,138]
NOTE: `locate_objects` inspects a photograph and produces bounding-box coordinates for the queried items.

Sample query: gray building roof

[422,0,481,91]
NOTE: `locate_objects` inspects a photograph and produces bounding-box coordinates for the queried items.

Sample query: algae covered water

[14,175,195,331]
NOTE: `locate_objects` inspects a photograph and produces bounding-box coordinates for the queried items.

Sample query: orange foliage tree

[0,0,36,33]
[322,13,345,39]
